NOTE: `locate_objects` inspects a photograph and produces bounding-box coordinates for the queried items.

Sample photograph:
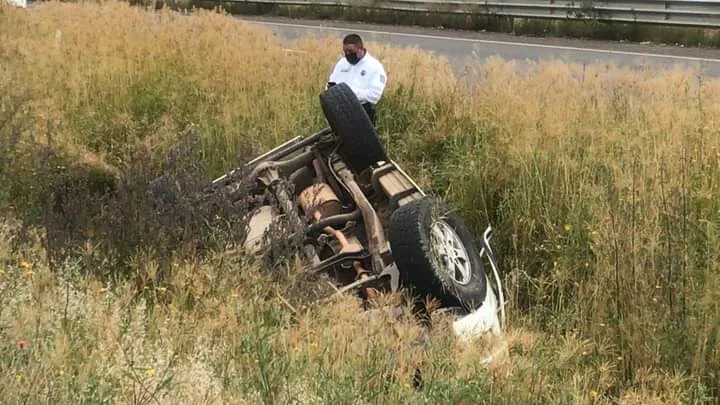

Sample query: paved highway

[239,16,720,77]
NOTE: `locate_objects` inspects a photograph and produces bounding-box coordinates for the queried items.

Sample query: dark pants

[362,102,376,126]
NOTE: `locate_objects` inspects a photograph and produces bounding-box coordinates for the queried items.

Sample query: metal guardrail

[216,0,720,28]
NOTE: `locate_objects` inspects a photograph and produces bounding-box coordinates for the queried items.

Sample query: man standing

[327,34,387,125]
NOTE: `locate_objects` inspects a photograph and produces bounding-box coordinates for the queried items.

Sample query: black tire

[388,196,488,311]
[319,82,388,173]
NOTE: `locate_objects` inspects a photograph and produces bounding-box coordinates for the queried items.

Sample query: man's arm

[328,58,344,84]
[354,62,387,105]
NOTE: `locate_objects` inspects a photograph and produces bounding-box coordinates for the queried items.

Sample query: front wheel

[388,196,488,311]
[318,82,388,174]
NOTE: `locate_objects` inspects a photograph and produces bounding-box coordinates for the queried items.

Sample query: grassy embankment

[2,1,720,403]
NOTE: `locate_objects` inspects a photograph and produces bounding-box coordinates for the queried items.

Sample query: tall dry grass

[2,1,720,403]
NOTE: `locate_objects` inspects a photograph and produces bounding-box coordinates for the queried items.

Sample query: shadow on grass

[3,127,269,286]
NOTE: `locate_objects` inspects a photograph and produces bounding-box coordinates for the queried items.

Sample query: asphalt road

[239,16,720,77]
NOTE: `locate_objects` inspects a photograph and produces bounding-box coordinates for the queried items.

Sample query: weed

[1,2,719,403]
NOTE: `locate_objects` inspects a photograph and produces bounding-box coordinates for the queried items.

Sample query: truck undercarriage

[162,82,507,356]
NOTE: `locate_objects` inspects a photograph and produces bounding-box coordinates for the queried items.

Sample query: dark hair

[343,34,363,47]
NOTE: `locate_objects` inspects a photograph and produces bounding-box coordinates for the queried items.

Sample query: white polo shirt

[328,52,387,105]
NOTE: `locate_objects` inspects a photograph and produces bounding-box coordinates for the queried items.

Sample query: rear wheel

[388,196,488,311]
[319,82,388,174]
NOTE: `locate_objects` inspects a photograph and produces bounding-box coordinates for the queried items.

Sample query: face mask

[345,51,360,65]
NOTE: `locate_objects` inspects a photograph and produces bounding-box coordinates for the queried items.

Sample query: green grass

[2,1,720,403]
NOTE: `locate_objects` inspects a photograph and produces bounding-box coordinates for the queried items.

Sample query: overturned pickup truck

[200,83,506,343]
